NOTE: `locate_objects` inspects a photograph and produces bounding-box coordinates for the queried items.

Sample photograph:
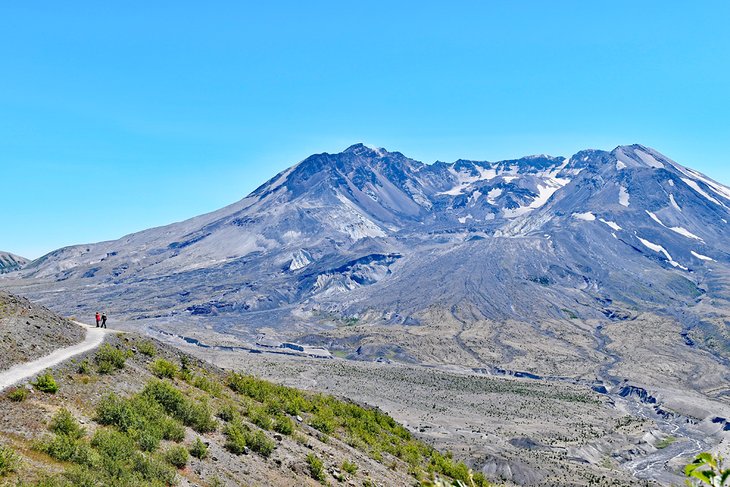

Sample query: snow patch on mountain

[638,237,687,269]
[691,251,714,262]
[619,186,630,207]
[645,211,703,241]
[669,194,681,211]
[682,178,724,207]
[670,226,703,241]
[573,212,596,221]
[600,219,622,231]
[646,211,664,226]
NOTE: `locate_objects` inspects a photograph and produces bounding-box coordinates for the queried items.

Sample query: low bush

[141,380,217,433]
[342,459,358,475]
[216,403,239,422]
[273,415,294,435]
[189,437,208,459]
[191,374,223,397]
[223,418,275,457]
[137,341,156,357]
[33,372,58,393]
[50,409,85,439]
[77,359,92,374]
[249,405,273,430]
[150,359,178,379]
[163,445,189,469]
[7,387,28,402]
[96,392,186,452]
[0,444,19,477]
[306,453,326,482]
[94,344,128,374]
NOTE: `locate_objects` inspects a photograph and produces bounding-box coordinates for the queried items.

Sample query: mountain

[3,144,730,383]
[4,143,730,485]
[0,252,28,274]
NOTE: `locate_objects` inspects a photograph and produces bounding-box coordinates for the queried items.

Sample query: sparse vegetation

[163,445,189,469]
[77,358,92,374]
[342,459,358,474]
[7,387,29,402]
[225,371,490,486]
[0,444,20,477]
[189,437,208,459]
[223,417,275,457]
[150,358,178,379]
[32,371,58,393]
[655,435,676,449]
[94,344,129,374]
[137,340,157,357]
[306,453,326,481]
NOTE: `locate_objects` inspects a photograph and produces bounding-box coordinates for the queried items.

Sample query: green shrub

[94,344,127,374]
[223,418,248,455]
[0,444,20,477]
[39,434,81,462]
[77,359,92,374]
[246,429,275,458]
[137,341,156,357]
[7,387,28,402]
[50,409,85,439]
[163,445,189,469]
[130,452,177,484]
[192,374,223,397]
[141,380,216,433]
[249,405,273,430]
[160,416,186,442]
[222,418,274,457]
[342,459,358,474]
[33,371,58,393]
[273,415,294,435]
[306,453,326,481]
[150,359,178,379]
[310,406,336,434]
[227,372,312,415]
[189,437,208,459]
[178,398,217,433]
[217,403,239,422]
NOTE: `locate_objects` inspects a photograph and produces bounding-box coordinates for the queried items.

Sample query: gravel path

[0,321,115,391]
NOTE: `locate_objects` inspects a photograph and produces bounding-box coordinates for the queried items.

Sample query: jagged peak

[611,144,673,170]
[342,143,388,157]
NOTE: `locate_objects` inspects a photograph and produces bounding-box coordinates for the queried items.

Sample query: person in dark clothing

[101,313,107,328]
[95,312,101,327]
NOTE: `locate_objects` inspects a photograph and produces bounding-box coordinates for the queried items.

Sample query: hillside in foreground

[0,294,493,487]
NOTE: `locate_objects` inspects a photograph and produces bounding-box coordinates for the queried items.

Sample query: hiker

[101,313,107,328]
[95,312,101,327]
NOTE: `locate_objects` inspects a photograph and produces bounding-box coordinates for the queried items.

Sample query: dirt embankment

[0,291,84,370]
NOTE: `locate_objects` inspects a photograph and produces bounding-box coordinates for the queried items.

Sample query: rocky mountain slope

[0,291,84,370]
[0,252,27,274]
[4,144,729,371]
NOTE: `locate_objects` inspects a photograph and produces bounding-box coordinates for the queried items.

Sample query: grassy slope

[0,332,488,487]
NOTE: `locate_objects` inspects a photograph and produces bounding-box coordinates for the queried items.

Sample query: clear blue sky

[2,1,729,259]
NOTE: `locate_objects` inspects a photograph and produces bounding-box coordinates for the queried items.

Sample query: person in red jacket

[95,312,101,327]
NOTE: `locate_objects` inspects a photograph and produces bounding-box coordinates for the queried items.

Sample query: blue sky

[2,1,729,258]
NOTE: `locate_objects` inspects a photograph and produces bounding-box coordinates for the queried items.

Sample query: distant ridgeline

[0,252,27,274]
